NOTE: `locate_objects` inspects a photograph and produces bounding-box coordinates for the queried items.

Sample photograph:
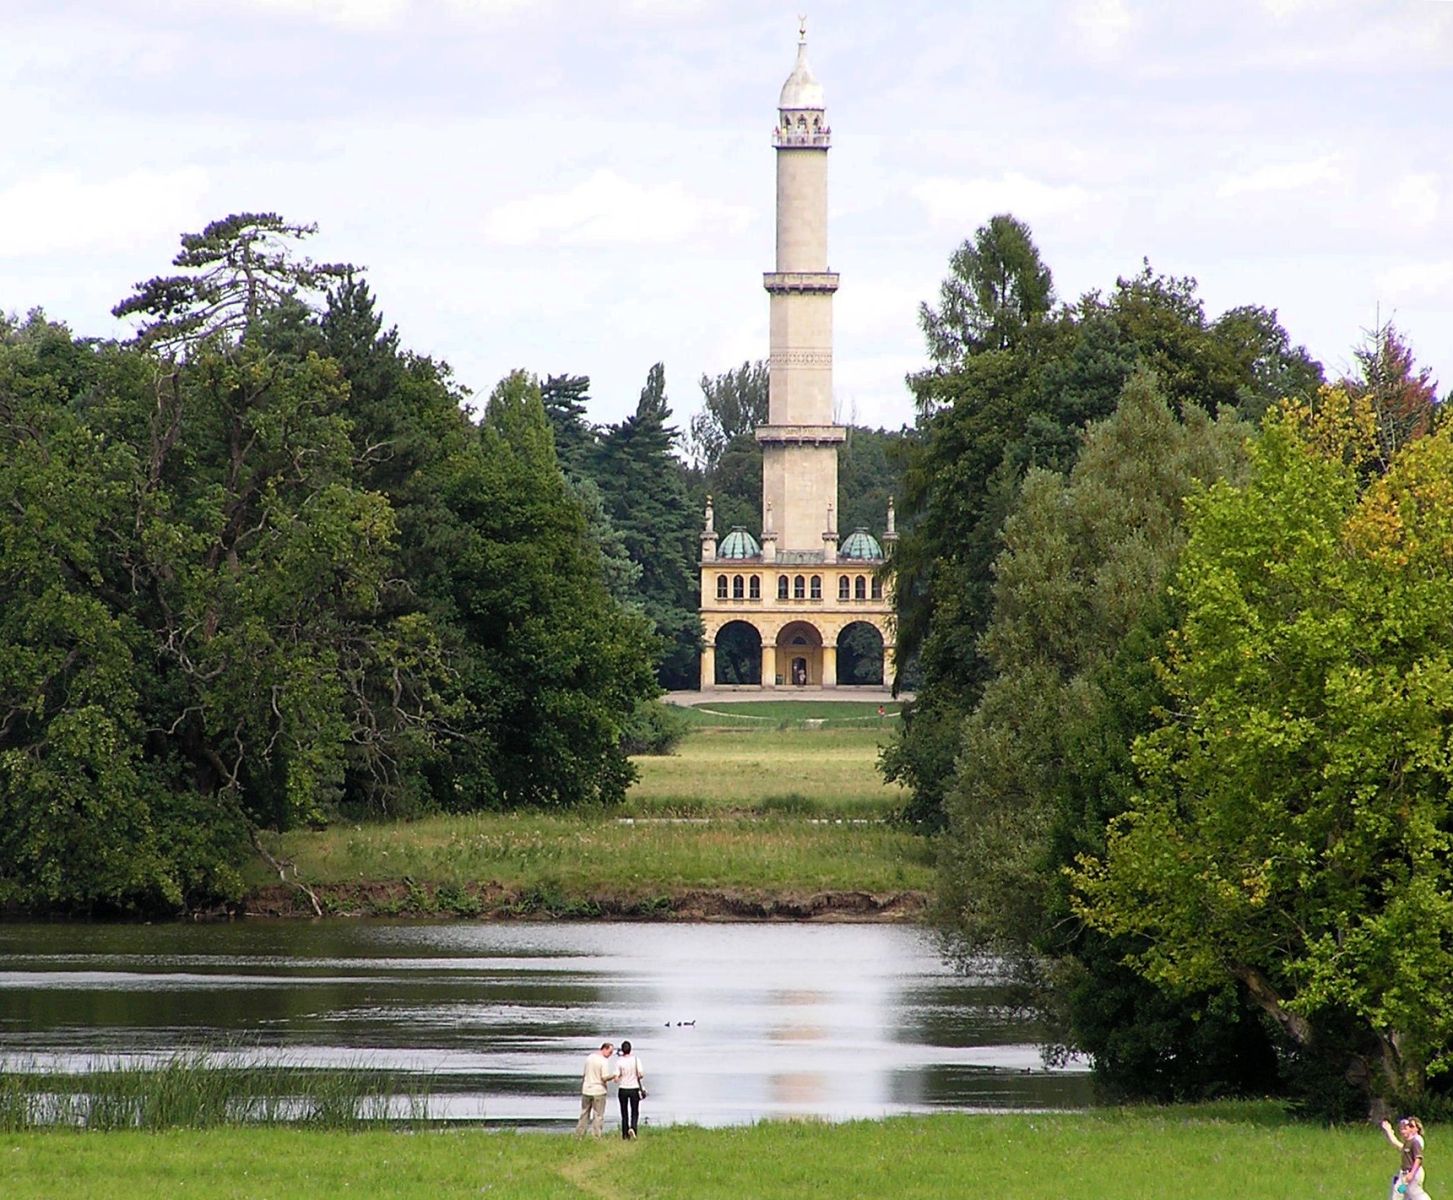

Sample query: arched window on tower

[871,577,883,600]
[749,575,761,600]
[778,575,789,600]
[733,575,744,600]
[810,575,822,600]
[838,576,850,601]
[794,575,805,600]
[716,576,728,600]
[855,575,867,600]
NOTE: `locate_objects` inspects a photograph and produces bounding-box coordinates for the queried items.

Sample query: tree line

[0,213,907,915]
[891,213,1450,1117]
[0,216,651,912]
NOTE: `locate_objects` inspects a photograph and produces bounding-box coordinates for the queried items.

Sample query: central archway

[774,620,823,687]
[714,620,762,685]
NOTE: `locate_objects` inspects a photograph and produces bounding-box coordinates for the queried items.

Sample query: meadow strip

[0,1109,1394,1200]
[254,812,933,897]
[626,724,906,816]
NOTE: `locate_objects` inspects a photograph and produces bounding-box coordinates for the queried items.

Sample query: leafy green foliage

[460,372,659,806]
[919,213,1055,363]
[1072,391,1453,1111]
[887,219,1322,827]
[688,359,768,471]
[0,218,662,912]
[618,699,692,756]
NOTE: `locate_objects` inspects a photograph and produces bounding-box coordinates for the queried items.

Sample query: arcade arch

[713,620,762,685]
[837,621,885,686]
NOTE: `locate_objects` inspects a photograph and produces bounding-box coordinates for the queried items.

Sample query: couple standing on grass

[575,1040,646,1140]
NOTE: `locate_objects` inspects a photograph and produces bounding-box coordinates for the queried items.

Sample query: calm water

[0,921,1091,1127]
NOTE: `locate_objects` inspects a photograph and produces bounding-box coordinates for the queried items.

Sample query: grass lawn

[673,699,902,729]
[626,723,906,817]
[0,1108,1397,1199]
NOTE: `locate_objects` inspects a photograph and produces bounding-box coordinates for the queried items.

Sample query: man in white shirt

[574,1041,617,1136]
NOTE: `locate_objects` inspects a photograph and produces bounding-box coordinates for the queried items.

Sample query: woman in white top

[615,1040,645,1139]
[1381,1116,1428,1200]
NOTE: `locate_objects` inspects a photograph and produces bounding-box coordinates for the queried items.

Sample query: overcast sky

[4,0,1450,433]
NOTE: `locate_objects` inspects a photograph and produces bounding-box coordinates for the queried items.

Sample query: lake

[0,920,1091,1128]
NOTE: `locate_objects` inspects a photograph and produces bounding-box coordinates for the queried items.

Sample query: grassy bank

[0,1108,1397,1199]
[249,811,932,917]
[244,705,925,917]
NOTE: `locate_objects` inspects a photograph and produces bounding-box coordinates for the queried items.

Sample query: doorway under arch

[774,620,823,687]
[714,620,762,685]
[838,621,886,686]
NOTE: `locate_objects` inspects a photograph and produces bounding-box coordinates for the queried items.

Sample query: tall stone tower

[698,24,894,691]
[758,21,844,555]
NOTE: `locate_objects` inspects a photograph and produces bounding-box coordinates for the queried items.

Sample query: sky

[3,0,1451,434]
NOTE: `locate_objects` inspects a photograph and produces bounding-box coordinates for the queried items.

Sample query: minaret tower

[755,18,845,553]
[696,24,893,693]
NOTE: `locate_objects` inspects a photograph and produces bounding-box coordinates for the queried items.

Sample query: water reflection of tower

[767,988,827,1104]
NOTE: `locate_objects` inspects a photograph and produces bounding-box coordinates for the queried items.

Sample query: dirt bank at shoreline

[237,881,928,922]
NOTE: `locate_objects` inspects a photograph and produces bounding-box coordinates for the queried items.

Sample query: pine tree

[593,364,702,689]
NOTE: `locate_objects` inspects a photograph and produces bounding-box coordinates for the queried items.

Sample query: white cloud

[1216,154,1343,198]
[1066,0,1137,56]
[0,169,210,258]
[482,169,751,247]
[237,0,408,28]
[232,0,536,30]
[1376,261,1453,306]
[911,173,1092,228]
[1387,172,1440,229]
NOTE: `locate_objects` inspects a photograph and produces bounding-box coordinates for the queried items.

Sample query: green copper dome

[839,528,883,560]
[718,527,762,559]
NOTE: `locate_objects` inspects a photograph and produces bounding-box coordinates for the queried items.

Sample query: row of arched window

[714,574,883,601]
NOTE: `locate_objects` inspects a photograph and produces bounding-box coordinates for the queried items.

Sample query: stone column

[822,643,838,688]
[761,642,777,689]
[882,641,895,688]
[700,642,716,690]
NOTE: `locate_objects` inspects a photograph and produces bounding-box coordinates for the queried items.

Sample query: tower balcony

[755,423,847,446]
[763,271,839,294]
[773,130,832,148]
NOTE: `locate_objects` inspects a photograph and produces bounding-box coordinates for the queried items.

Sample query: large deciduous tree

[1072,388,1453,1114]
[463,373,658,805]
[886,218,1321,827]
[936,370,1279,1098]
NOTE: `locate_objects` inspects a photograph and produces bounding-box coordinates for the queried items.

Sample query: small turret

[822,501,838,563]
[761,499,778,562]
[883,496,898,549]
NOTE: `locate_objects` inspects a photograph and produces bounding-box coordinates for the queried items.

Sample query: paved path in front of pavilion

[663,686,907,707]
